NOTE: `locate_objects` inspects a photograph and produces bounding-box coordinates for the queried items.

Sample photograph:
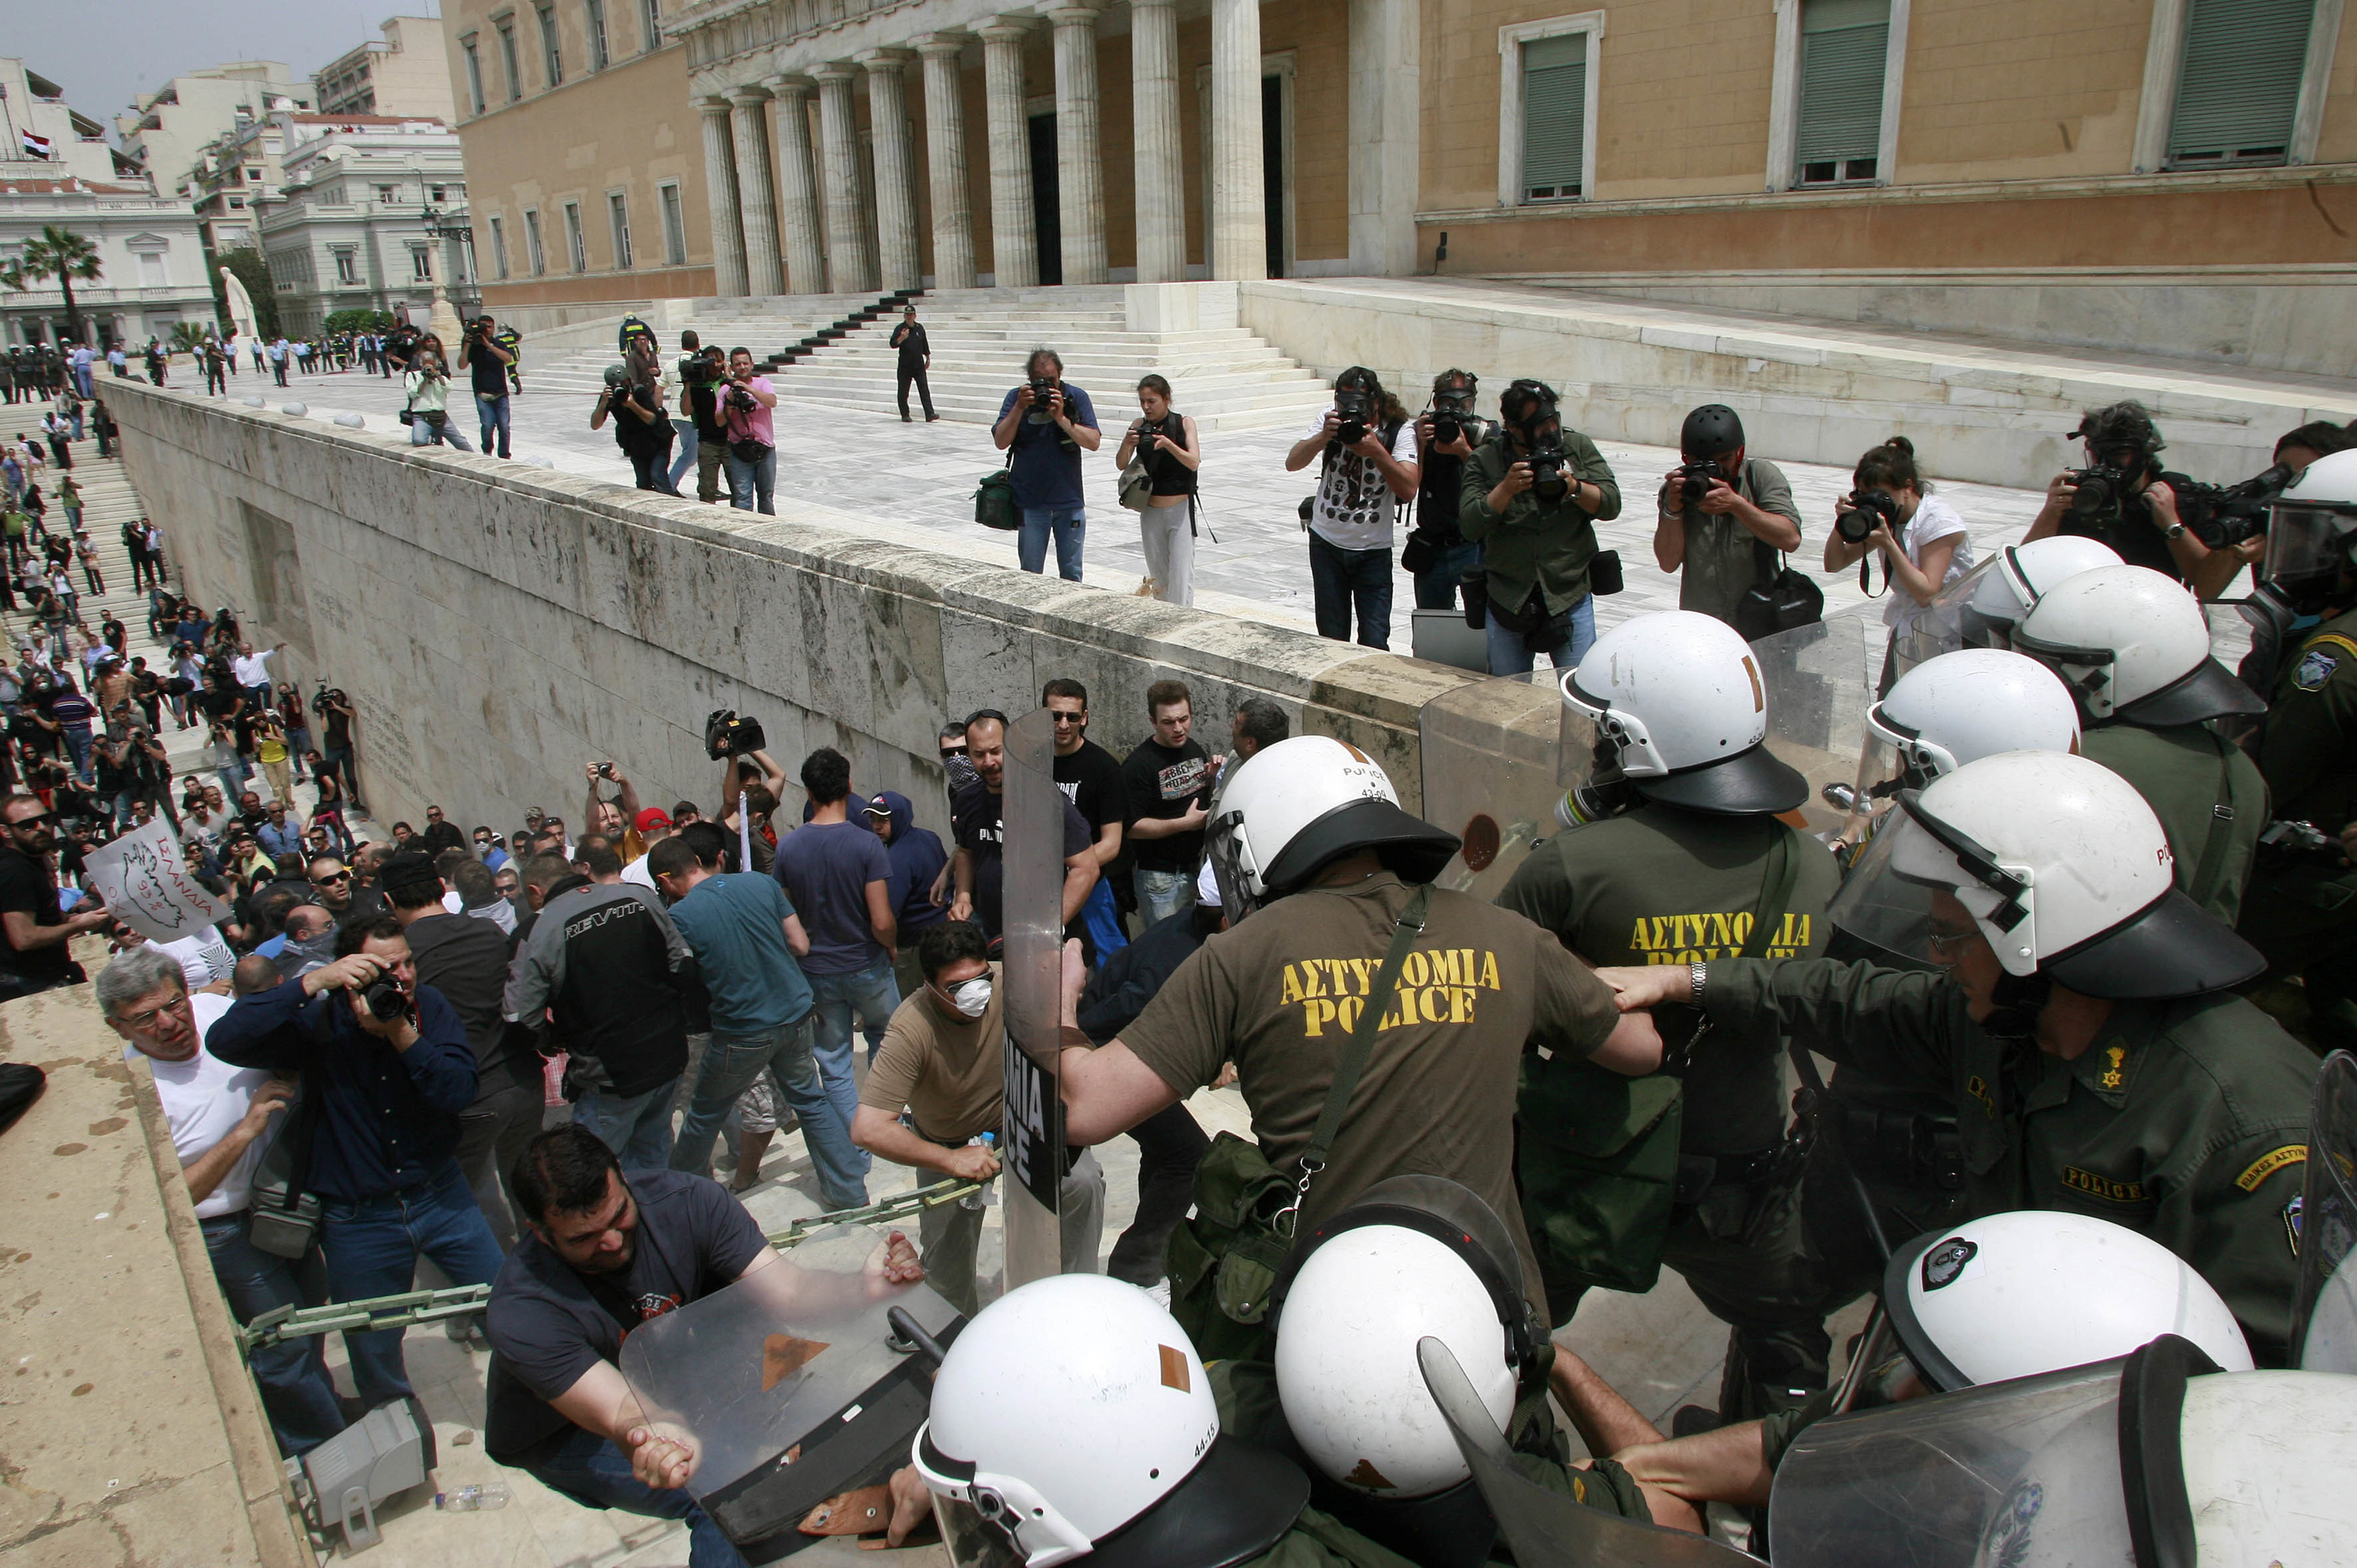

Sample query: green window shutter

[1795,0,1890,171]
[1522,35,1587,202]
[2168,0,2314,168]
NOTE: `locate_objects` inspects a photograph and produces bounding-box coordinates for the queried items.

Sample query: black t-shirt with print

[1120,738,1213,874]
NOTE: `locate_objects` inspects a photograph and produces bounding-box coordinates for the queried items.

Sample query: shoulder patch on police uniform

[1921,1236,1976,1290]
[2235,1144,2307,1191]
[2060,1166,2147,1203]
[2294,633,2357,691]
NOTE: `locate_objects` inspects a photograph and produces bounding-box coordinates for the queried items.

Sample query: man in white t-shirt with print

[1284,366,1420,650]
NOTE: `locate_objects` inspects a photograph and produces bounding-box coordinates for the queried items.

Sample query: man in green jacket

[1597,750,2318,1366]
[1460,378,1619,675]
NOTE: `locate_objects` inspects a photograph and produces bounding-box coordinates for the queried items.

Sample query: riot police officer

[1597,750,2321,1365]
[1496,609,1841,1426]
[2012,563,2269,921]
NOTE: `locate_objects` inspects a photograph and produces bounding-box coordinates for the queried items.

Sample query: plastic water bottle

[959,1132,998,1210]
[434,1484,510,1511]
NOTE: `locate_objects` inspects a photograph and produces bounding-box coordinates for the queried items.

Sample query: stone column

[1209,0,1266,281]
[1348,0,1420,276]
[727,86,786,297]
[979,18,1037,289]
[814,64,877,294]
[1129,0,1184,284]
[765,75,827,295]
[860,51,923,293]
[698,96,750,297]
[915,35,977,291]
[1048,7,1108,286]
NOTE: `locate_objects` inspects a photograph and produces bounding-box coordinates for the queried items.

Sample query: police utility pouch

[1166,885,1431,1362]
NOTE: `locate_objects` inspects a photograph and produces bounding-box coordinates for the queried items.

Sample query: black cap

[1681,404,1744,458]
[377,848,442,899]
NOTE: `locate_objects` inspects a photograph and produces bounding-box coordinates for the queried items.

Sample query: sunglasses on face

[314,869,351,885]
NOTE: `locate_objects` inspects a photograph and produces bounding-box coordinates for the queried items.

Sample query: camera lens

[1837,507,1876,544]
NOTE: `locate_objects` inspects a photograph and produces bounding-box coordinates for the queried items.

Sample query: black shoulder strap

[2188,731,2244,909]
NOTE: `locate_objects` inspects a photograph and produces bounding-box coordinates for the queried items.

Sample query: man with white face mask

[852,919,1104,1313]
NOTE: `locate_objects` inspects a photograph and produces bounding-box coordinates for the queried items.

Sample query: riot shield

[619,1225,963,1559]
[999,706,1068,1289]
[1415,1338,1757,1568]
[2295,1049,2357,1373]
[1750,610,1878,843]
[1416,670,1569,903]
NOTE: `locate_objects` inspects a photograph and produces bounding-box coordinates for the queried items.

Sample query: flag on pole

[19,130,51,160]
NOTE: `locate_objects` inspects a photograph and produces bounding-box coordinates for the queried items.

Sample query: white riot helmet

[1951,534,2124,647]
[1203,735,1458,917]
[914,1275,1307,1568]
[1559,610,1807,815]
[1865,649,2082,790]
[1825,750,2262,1003]
[2264,447,2357,614]
[2012,563,2265,725]
[1274,1177,1547,1517]
[1885,1211,2253,1392]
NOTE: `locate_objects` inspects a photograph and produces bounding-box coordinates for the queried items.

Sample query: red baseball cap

[634,807,673,832]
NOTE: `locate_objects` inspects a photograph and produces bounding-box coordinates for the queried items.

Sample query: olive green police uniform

[1698,957,2319,1364]
[2240,608,2357,1048]
[1499,807,1841,1416]
[2079,721,2269,923]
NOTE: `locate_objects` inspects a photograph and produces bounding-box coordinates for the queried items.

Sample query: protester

[864,790,946,1000]
[772,748,897,1156]
[1120,681,1216,925]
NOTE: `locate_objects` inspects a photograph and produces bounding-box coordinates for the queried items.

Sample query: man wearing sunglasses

[0,793,110,997]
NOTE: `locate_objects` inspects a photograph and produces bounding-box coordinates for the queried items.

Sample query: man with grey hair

[100,945,347,1456]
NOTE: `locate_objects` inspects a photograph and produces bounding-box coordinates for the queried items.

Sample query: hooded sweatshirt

[871,791,948,939]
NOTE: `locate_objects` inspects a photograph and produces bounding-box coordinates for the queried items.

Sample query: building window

[641,0,662,50]
[228,196,244,210]
[525,208,546,275]
[538,5,563,88]
[431,184,447,202]
[563,201,586,271]
[136,251,167,287]
[490,215,509,278]
[587,0,611,71]
[1519,36,1587,202]
[334,249,359,285]
[247,166,261,180]
[608,192,633,269]
[463,37,486,115]
[658,180,687,265]
[376,183,398,204]
[2167,0,2315,168]
[411,246,433,282]
[497,18,523,102]
[1794,0,1890,186]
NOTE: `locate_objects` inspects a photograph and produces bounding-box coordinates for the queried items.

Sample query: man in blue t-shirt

[990,347,1101,583]
[650,834,868,1211]
[772,747,894,1169]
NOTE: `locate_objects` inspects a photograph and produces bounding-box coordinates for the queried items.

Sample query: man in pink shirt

[720,348,778,515]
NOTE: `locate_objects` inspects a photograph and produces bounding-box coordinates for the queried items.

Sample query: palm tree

[0,225,103,345]
[169,320,214,354]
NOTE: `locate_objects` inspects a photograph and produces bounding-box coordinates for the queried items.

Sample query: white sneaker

[1145,1278,1172,1309]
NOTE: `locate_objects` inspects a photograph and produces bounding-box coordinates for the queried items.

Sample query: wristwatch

[2164,522,2187,540]
[1688,962,1706,1007]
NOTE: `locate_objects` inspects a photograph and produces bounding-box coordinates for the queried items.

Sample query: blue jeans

[667,1016,868,1211]
[1308,530,1393,649]
[1018,506,1086,581]
[410,416,475,450]
[572,1073,682,1173]
[317,1161,505,1406]
[667,419,699,490]
[202,1211,347,1456]
[61,723,92,784]
[1487,593,1595,675]
[475,392,512,458]
[531,1426,746,1567]
[1413,538,1483,610]
[808,956,897,1120]
[1135,867,1196,927]
[726,445,776,514]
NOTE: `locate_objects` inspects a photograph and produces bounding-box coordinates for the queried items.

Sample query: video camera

[705,708,766,761]
[1670,459,1732,512]
[1837,488,1903,544]
[2171,460,2296,550]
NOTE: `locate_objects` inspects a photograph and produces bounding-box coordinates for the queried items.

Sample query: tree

[211,247,279,341]
[0,224,102,344]
[168,321,216,353]
[322,308,395,336]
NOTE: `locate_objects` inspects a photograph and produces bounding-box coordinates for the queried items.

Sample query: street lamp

[417,196,480,341]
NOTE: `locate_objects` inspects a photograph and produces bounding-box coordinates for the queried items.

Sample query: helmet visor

[1821,797,2016,973]
[2263,502,2357,589]
[1203,802,1260,921]
[2296,1050,2357,1373]
[1935,550,2021,650]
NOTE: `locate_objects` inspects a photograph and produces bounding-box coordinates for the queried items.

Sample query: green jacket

[2080,722,2269,924]
[2259,604,2357,834]
[1460,429,1621,615]
[1704,957,2318,1364]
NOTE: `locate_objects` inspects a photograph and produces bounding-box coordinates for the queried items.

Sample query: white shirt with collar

[132,993,273,1219]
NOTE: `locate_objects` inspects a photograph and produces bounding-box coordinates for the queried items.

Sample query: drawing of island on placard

[116,835,192,933]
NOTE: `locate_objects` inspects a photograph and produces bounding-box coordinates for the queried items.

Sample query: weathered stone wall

[104,380,1470,842]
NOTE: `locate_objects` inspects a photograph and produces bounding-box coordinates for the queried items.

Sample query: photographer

[1461,377,1620,673]
[1651,404,1804,629]
[311,686,363,815]
[675,344,729,505]
[1819,436,1974,692]
[402,335,475,452]
[2023,400,2237,597]
[718,347,777,514]
[1114,375,1201,605]
[1405,369,1486,611]
[666,331,705,496]
[461,314,516,460]
[1285,366,1420,649]
[992,347,1102,581]
[590,349,677,496]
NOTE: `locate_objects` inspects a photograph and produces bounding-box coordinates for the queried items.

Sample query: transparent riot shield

[999,706,1068,1289]
[619,1225,963,1557]
[1750,610,1878,843]
[2295,1050,2357,1373]
[1416,1338,1757,1568]
[1416,670,1567,903]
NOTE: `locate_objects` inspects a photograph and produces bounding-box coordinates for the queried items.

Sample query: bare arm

[1652,486,1688,573]
[1614,1424,1774,1513]
[852,1105,1002,1180]
[992,392,1028,452]
[1059,850,1098,927]
[1167,416,1204,473]
[1058,1039,1184,1145]
[1086,820,1123,868]
[1287,413,1340,472]
[180,1078,292,1203]
[864,877,897,955]
[1128,802,1207,840]
[782,912,810,959]
[5,906,110,950]
[949,846,974,923]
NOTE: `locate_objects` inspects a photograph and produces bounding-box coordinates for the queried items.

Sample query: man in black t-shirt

[678,344,728,504]
[483,1126,920,1553]
[315,687,364,814]
[947,711,1098,941]
[0,794,106,995]
[1120,680,1220,927]
[460,315,516,458]
[1043,678,1128,931]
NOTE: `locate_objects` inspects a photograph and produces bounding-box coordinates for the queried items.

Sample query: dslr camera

[1670,459,1732,512]
[2066,462,2139,525]
[1334,383,1373,447]
[1026,377,1060,425]
[359,977,414,1024]
[705,708,766,761]
[1430,385,1478,447]
[1837,488,1903,544]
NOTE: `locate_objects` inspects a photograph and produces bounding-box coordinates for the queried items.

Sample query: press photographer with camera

[1651,404,1804,630]
[590,347,678,496]
[718,347,778,514]
[1285,367,1420,648]
[1114,375,1201,605]
[2024,400,2259,600]
[1460,377,1621,673]
[1404,369,1486,611]
[992,348,1102,581]
[674,344,730,505]
[461,314,516,460]
[1819,436,1974,691]
[401,335,475,452]
[311,685,363,816]
[666,331,706,496]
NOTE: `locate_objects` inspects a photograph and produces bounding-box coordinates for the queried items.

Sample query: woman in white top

[1821,435,1974,693]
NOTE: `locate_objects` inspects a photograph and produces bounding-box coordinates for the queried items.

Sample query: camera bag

[973,469,1018,531]
[1734,537,1823,641]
